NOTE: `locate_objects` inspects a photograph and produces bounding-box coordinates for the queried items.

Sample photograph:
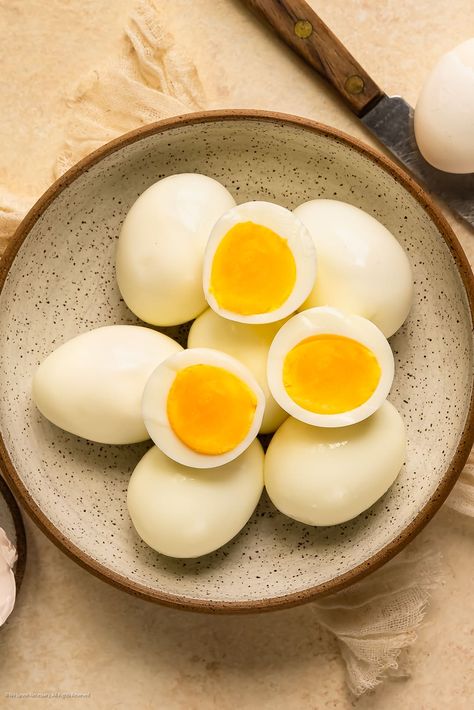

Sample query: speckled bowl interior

[0,113,473,612]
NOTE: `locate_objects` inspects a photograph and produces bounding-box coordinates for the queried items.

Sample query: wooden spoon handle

[242,0,384,116]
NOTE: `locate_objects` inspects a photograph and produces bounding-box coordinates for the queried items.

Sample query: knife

[241,0,474,228]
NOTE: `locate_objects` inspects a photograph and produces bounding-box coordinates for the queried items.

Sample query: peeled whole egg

[142,347,265,468]
[202,201,316,324]
[267,307,394,428]
[116,173,236,326]
[264,401,406,526]
[32,325,182,444]
[187,308,288,434]
[127,440,264,558]
[415,39,474,173]
[293,199,413,338]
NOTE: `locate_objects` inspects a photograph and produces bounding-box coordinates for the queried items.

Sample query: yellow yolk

[167,364,257,455]
[209,222,297,315]
[283,334,381,415]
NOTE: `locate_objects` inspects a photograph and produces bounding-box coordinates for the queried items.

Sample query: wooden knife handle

[242,0,384,116]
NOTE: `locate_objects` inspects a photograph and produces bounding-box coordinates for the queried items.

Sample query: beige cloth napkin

[0,0,471,696]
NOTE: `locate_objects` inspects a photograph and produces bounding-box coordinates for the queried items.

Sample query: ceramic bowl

[0,111,473,612]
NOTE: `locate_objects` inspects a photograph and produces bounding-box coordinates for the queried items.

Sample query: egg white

[142,347,265,468]
[293,199,413,338]
[264,401,406,526]
[117,173,236,326]
[128,440,264,558]
[32,325,183,444]
[202,201,316,324]
[415,39,474,173]
[267,307,394,428]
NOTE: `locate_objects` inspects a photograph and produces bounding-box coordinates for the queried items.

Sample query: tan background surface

[1,0,473,707]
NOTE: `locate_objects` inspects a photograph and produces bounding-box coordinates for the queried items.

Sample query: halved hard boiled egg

[202,201,316,324]
[187,308,288,434]
[264,401,406,526]
[267,307,394,427]
[142,348,265,468]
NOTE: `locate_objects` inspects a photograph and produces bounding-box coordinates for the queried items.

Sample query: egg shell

[187,308,288,434]
[294,199,413,337]
[415,39,474,173]
[264,401,406,526]
[203,201,316,324]
[32,325,182,444]
[267,307,395,428]
[127,440,264,558]
[142,347,265,468]
[116,173,236,326]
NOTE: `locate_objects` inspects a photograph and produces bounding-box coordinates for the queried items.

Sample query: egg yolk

[209,222,297,315]
[167,364,257,455]
[283,334,381,414]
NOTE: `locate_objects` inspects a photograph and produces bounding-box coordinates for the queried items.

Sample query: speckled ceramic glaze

[0,112,473,612]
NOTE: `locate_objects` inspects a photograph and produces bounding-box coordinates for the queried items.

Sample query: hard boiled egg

[116,173,236,326]
[415,39,474,173]
[264,401,406,526]
[293,199,413,338]
[127,440,264,558]
[202,201,316,324]
[32,325,182,444]
[267,307,394,427]
[142,348,265,468]
[187,309,288,434]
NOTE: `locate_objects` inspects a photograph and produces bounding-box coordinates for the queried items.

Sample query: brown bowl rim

[0,109,473,614]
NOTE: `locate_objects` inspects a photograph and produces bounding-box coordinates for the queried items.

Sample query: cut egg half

[188,309,288,434]
[142,348,265,468]
[203,201,316,324]
[267,307,394,427]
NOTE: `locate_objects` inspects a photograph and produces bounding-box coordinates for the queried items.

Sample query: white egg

[142,347,265,468]
[264,401,406,526]
[127,440,264,558]
[202,201,316,324]
[187,309,288,434]
[293,199,413,338]
[415,39,474,173]
[267,307,394,428]
[116,173,236,326]
[32,325,182,444]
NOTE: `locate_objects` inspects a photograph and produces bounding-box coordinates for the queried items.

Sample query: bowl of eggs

[0,110,473,612]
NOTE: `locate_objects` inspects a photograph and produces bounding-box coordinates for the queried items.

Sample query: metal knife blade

[240,1,474,229]
[362,96,474,227]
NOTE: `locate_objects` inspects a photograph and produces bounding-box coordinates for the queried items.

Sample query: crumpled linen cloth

[0,0,472,696]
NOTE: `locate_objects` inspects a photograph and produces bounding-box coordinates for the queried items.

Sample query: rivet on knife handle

[242,0,384,116]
